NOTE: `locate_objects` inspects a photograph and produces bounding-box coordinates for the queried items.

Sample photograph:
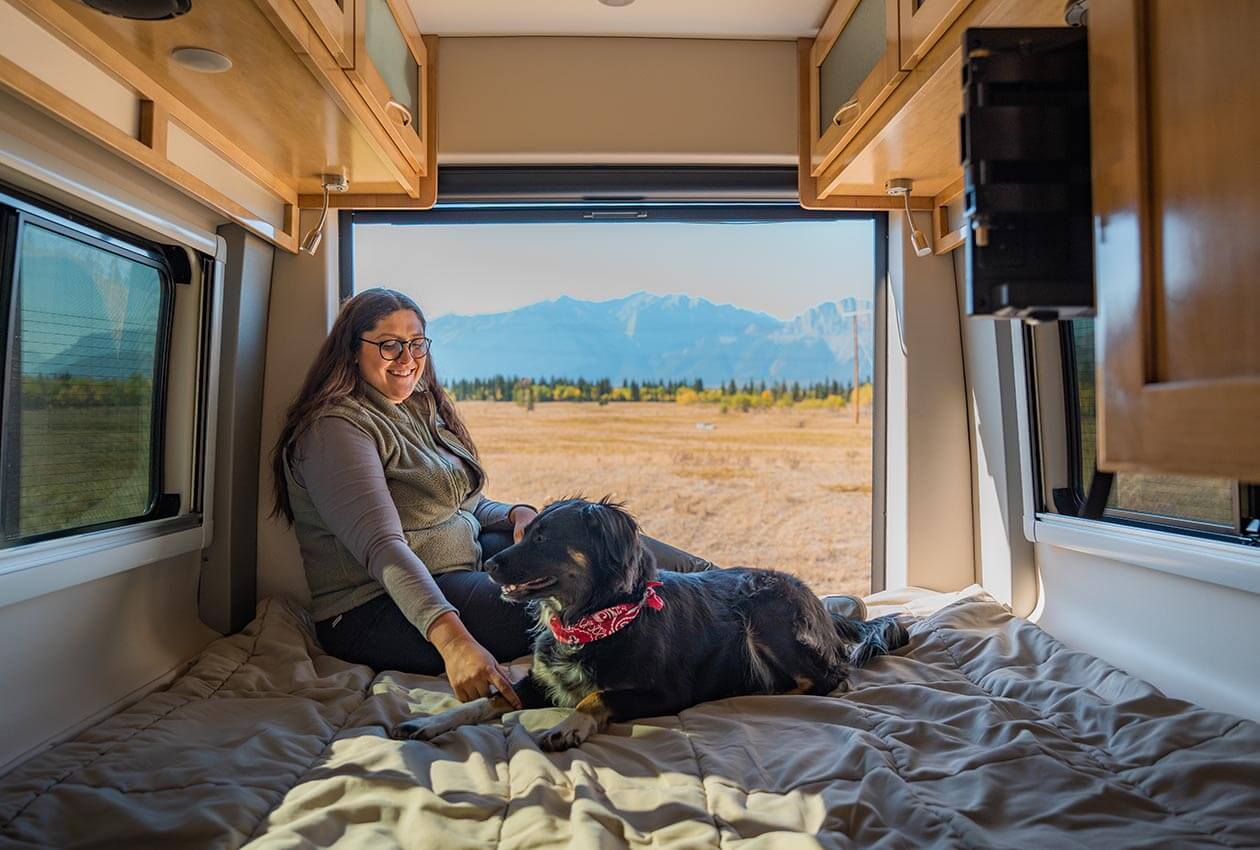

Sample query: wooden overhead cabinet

[347,0,429,174]
[1089,0,1260,482]
[808,0,905,179]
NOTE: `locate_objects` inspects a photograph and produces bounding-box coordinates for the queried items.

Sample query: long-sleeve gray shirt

[291,412,528,638]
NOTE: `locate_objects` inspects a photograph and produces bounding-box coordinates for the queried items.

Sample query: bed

[1,590,1258,849]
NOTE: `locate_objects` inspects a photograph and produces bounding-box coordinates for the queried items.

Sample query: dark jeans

[315,531,716,675]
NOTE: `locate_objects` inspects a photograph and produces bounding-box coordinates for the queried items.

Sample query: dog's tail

[831,613,910,667]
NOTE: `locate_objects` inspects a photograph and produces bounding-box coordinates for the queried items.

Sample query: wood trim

[798,39,929,211]
[898,0,974,70]
[292,0,354,67]
[13,0,299,205]
[931,175,965,254]
[0,54,298,252]
[813,0,862,63]
[138,99,167,155]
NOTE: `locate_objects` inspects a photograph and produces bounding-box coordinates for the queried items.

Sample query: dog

[393,497,909,751]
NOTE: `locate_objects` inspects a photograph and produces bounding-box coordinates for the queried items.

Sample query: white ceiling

[404,0,833,40]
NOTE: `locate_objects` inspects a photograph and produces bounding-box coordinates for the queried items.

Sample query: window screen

[1066,318,1239,532]
[1,209,172,545]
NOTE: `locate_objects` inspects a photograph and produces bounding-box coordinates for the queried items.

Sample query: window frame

[338,178,888,590]
[0,186,179,548]
[1056,319,1258,546]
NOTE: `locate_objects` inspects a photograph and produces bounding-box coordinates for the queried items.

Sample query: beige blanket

[2,594,1258,849]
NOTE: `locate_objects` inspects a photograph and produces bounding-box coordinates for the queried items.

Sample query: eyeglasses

[359,336,431,361]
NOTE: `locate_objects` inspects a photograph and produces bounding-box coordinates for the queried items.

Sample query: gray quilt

[1,595,1258,849]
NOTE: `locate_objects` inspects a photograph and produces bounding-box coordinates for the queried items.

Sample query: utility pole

[853,312,860,425]
[838,308,871,425]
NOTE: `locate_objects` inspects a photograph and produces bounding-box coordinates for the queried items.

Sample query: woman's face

[358,309,427,403]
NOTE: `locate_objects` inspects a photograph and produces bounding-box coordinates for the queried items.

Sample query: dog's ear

[581,500,643,597]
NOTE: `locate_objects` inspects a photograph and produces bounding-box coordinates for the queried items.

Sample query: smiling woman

[267,286,721,708]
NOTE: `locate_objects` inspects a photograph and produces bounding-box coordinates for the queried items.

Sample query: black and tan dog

[393,497,908,751]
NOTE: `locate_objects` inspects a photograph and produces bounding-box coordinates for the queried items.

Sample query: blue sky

[353,219,875,321]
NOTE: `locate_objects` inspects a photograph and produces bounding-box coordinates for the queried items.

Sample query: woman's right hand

[428,613,521,708]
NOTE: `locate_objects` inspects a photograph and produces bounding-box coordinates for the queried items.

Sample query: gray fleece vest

[285,384,488,620]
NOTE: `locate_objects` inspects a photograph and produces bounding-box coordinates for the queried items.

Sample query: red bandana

[548,581,665,646]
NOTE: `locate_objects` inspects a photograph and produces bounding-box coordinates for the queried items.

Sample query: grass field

[460,401,873,596]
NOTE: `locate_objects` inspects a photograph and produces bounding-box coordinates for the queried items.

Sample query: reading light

[300,170,350,256]
[886,178,932,258]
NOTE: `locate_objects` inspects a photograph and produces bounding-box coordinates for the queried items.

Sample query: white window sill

[1033,513,1260,596]
[0,515,206,611]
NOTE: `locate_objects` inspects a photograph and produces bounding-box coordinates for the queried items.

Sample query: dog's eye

[532,533,545,544]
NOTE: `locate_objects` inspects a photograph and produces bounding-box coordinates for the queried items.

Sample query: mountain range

[428,291,874,386]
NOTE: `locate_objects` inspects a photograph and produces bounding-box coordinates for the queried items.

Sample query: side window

[1065,318,1251,536]
[0,206,174,546]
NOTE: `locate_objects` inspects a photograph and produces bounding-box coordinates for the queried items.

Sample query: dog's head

[484,496,655,615]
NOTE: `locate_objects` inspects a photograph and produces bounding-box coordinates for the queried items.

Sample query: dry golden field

[460,401,873,596]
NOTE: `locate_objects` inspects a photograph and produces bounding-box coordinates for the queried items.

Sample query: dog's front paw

[534,712,599,752]
[393,715,452,742]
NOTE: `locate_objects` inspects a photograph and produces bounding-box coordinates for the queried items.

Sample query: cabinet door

[897,0,973,69]
[1091,0,1260,481]
[348,0,427,173]
[810,0,904,176]
[294,0,355,68]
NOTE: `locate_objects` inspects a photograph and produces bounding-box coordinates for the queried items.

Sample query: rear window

[1,202,173,546]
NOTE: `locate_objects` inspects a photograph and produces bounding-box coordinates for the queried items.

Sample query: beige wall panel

[166,122,289,232]
[883,211,975,591]
[0,1,139,137]
[438,37,797,164]
[0,553,218,775]
[255,210,342,607]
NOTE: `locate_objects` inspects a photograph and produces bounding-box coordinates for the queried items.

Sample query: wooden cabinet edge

[252,0,425,198]
[932,175,966,254]
[301,34,438,211]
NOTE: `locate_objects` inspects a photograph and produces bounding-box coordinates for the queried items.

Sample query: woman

[270,287,717,709]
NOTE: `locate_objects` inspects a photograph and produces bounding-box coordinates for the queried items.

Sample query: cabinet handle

[832,98,861,127]
[385,99,413,127]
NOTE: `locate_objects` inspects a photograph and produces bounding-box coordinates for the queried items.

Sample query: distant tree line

[19,373,152,409]
[447,375,872,412]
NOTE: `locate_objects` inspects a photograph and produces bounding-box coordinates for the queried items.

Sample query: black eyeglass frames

[359,336,432,361]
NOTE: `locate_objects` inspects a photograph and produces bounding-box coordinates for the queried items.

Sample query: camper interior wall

[437,38,797,165]
[1018,318,1260,722]
[0,93,223,775]
[883,210,975,594]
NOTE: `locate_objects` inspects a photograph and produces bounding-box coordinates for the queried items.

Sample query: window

[1063,317,1257,539]
[348,201,883,595]
[0,192,175,547]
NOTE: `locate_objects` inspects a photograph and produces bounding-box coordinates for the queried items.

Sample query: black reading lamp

[80,0,191,20]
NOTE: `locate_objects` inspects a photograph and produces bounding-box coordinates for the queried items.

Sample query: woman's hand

[428,613,521,708]
[509,505,539,544]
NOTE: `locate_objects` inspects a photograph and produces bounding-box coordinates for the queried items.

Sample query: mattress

[1,591,1257,849]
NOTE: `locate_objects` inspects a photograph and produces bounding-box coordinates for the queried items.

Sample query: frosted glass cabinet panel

[809,0,904,176]
[348,0,428,172]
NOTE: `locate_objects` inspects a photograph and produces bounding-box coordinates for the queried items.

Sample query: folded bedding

[1,593,1258,849]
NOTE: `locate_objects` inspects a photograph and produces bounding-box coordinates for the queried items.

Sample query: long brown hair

[270,287,478,523]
